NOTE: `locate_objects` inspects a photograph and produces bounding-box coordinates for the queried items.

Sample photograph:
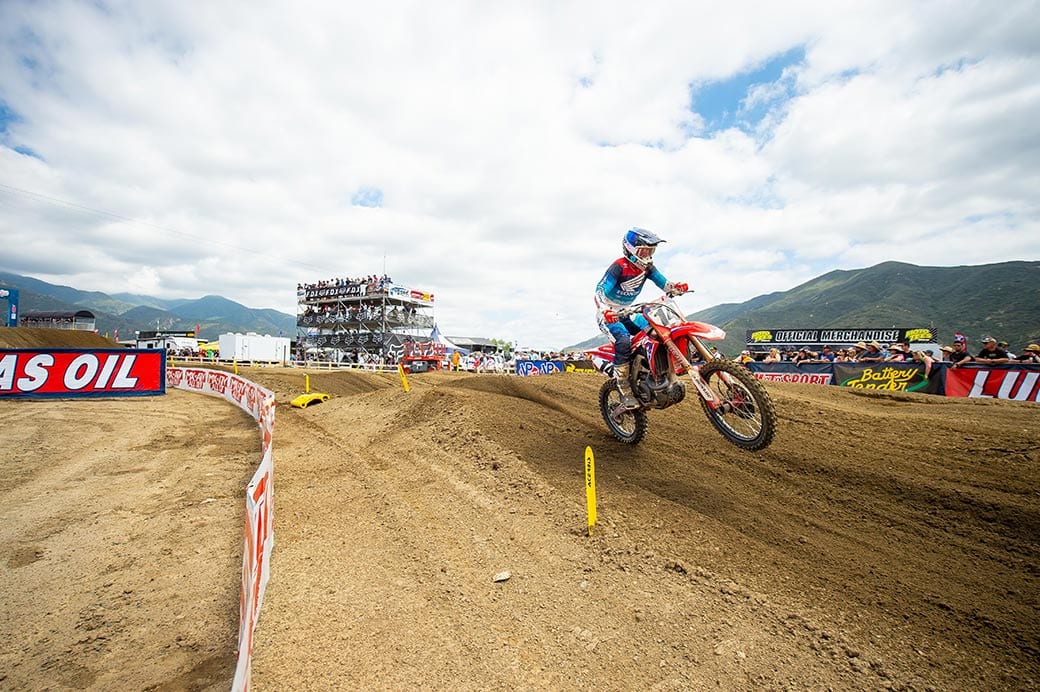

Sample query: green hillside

[568,261,1040,355]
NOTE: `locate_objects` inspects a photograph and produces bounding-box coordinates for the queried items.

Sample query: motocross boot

[613,363,639,409]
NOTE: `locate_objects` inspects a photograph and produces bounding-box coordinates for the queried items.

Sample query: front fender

[671,322,726,341]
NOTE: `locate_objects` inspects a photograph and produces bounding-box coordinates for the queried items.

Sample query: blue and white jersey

[594,258,668,311]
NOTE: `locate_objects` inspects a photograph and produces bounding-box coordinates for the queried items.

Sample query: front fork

[661,333,723,408]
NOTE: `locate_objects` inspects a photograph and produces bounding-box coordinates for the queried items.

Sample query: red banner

[944,365,1040,402]
[0,349,165,397]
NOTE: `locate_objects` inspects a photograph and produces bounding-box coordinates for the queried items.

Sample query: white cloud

[0,1,1037,350]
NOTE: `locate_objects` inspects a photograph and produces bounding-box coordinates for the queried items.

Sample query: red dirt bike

[586,292,777,450]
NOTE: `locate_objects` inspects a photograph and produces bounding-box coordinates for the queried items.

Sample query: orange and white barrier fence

[166,367,275,691]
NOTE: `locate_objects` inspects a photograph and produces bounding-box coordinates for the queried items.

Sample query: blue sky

[693,46,805,136]
[0,2,1037,349]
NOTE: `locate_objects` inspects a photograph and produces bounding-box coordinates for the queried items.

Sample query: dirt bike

[586,292,777,450]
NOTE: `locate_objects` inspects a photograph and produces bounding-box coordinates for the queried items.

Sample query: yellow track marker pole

[234,359,238,375]
[305,374,311,393]
[585,446,597,536]
[398,364,410,393]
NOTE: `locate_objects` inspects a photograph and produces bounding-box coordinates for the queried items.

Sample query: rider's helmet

[622,227,665,270]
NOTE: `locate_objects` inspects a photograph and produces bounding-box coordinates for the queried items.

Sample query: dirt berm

[1,333,1037,689]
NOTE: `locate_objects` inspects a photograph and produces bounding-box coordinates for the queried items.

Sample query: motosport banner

[0,348,165,398]
[745,362,834,385]
[943,364,1040,402]
[166,367,275,691]
[516,360,598,376]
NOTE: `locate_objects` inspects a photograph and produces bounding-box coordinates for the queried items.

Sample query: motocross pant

[601,313,650,366]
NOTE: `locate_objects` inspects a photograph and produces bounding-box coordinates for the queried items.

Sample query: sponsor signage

[746,327,937,348]
[746,362,833,384]
[833,363,926,391]
[404,341,446,359]
[304,283,366,300]
[516,360,598,376]
[944,365,1040,402]
[0,349,165,398]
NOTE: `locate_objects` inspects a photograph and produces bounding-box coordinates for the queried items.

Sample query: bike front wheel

[598,379,648,444]
[696,360,777,451]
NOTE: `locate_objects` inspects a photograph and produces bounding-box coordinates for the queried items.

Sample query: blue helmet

[622,227,664,270]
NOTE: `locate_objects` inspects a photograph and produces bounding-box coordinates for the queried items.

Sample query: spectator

[793,348,817,364]
[948,333,974,367]
[858,341,885,363]
[850,342,868,361]
[911,350,937,381]
[736,350,754,364]
[975,336,1010,365]
[1015,343,1040,363]
[998,341,1017,359]
[762,348,781,363]
[817,345,837,362]
[884,343,907,362]
[938,345,955,362]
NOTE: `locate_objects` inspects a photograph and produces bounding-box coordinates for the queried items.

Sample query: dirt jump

[1,328,1038,689]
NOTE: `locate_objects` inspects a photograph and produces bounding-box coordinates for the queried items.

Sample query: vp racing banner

[516,360,598,376]
[0,348,165,398]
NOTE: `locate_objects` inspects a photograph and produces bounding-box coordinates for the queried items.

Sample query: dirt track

[1,334,1039,689]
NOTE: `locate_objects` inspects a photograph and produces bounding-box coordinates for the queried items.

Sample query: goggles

[634,245,656,259]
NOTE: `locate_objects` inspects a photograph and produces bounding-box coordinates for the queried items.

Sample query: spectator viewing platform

[296,274,436,362]
[20,309,96,332]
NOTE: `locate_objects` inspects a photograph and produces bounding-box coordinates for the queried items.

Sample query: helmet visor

[634,246,656,260]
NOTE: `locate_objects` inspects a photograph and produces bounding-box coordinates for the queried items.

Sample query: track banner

[516,359,598,376]
[166,367,276,691]
[833,363,927,391]
[745,362,833,385]
[943,364,1040,402]
[0,348,165,398]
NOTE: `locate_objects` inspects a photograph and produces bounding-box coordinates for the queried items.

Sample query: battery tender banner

[0,348,166,398]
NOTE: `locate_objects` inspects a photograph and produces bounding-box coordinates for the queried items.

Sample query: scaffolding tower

[296,279,436,363]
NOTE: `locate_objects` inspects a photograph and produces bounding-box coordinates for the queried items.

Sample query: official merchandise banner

[0,348,165,398]
[166,367,275,691]
[832,363,928,392]
[745,362,834,385]
[943,364,1040,402]
[746,327,937,347]
[516,360,598,376]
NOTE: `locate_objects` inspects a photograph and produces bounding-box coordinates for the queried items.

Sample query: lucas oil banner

[0,348,165,398]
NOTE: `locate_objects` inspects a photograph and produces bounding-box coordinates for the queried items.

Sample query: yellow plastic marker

[585,446,597,535]
[305,374,311,393]
[233,359,238,375]
[398,364,410,393]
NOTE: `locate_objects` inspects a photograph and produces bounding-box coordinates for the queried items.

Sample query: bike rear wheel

[696,360,776,451]
[598,379,648,444]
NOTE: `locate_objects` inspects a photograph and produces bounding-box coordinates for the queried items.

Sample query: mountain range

[0,271,296,341]
[3,260,1039,353]
[567,260,1040,355]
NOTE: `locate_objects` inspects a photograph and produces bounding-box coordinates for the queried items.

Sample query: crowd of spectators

[740,334,1040,366]
[298,274,393,293]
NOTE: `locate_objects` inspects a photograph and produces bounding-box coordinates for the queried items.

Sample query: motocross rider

[595,228,687,409]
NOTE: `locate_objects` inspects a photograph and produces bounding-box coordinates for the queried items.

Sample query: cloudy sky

[1,2,1038,349]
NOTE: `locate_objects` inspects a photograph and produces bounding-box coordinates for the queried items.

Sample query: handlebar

[615,289,691,320]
